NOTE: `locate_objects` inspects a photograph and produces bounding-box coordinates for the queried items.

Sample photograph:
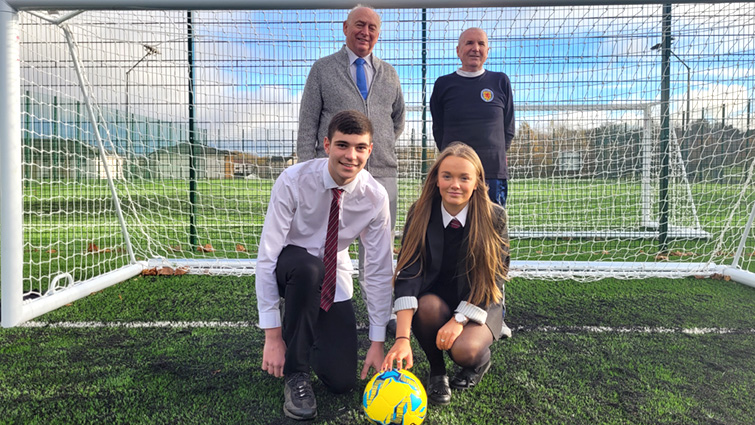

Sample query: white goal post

[2,0,755,327]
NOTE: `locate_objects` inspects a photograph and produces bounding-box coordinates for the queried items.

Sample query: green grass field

[6,176,755,423]
[2,274,754,424]
[18,177,755,293]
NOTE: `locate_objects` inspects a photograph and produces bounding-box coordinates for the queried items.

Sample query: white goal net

[2,2,755,326]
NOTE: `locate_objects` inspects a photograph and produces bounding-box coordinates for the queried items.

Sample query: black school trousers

[276,245,358,394]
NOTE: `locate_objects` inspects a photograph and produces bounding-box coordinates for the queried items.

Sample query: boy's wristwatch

[454,313,468,325]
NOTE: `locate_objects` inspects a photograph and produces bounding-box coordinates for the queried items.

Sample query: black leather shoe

[427,374,451,405]
[283,372,317,420]
[450,359,491,390]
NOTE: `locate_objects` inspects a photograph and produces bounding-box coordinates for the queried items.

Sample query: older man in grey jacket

[297,6,405,228]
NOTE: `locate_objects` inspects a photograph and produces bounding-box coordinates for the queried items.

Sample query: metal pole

[658,3,672,253]
[125,45,158,181]
[187,11,198,249]
[686,62,690,130]
[731,198,755,269]
[641,107,653,227]
[125,64,130,178]
[1,1,23,327]
[62,25,137,264]
[421,8,428,174]
[670,50,691,131]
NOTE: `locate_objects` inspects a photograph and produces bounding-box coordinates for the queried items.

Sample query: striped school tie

[320,188,343,311]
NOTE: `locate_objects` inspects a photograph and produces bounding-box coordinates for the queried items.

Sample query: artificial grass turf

[1,275,754,424]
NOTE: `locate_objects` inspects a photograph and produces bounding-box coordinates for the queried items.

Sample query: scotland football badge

[481,88,494,102]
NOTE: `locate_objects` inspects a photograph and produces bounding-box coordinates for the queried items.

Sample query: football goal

[2,1,754,327]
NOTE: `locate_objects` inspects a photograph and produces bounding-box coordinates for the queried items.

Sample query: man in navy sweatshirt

[430,27,515,208]
[430,28,515,339]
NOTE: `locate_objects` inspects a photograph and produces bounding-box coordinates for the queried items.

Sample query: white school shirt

[440,203,469,228]
[255,158,394,342]
[345,46,374,93]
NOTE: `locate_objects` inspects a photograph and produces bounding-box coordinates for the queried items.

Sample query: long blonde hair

[394,142,507,306]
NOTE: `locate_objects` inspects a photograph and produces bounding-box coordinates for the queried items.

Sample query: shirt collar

[456,68,485,78]
[441,203,469,228]
[321,160,360,194]
[345,45,373,69]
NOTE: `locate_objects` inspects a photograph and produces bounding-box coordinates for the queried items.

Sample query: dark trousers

[275,245,358,394]
[486,178,508,207]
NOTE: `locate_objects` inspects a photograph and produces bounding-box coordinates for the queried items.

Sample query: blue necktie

[355,58,368,99]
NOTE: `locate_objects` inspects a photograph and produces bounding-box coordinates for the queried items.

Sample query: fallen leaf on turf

[158,267,174,276]
[170,245,182,252]
[86,243,112,254]
[655,254,669,261]
[197,243,215,252]
[174,266,189,276]
[141,268,157,276]
[235,244,247,252]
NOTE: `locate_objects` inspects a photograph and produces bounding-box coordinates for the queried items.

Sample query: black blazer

[394,197,509,339]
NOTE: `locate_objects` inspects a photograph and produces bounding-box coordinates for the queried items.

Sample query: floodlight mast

[651,39,691,131]
[125,44,159,181]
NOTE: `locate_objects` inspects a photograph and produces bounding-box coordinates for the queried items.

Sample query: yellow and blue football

[362,369,427,425]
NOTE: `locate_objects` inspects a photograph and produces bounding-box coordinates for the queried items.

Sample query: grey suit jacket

[296,46,405,178]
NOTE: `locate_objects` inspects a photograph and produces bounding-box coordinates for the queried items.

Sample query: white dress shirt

[345,46,374,93]
[440,203,469,228]
[255,158,394,341]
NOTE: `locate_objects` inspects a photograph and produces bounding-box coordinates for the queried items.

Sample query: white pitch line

[514,325,755,335]
[18,321,755,335]
[20,321,257,328]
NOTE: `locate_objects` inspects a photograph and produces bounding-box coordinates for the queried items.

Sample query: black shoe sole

[450,360,492,390]
[428,396,451,406]
[283,406,317,421]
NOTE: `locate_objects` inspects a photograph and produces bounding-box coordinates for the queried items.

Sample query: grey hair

[346,5,382,29]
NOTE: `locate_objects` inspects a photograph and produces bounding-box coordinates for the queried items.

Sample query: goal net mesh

[14,4,755,300]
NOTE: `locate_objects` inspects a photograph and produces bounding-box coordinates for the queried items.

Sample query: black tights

[412,293,494,376]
